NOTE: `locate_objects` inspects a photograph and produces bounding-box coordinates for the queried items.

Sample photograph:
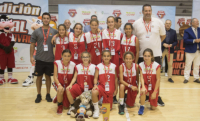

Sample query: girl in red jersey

[138,48,161,115]
[118,51,139,115]
[66,51,96,115]
[52,23,85,64]
[120,23,139,64]
[53,49,76,114]
[84,19,102,65]
[54,24,69,60]
[102,16,123,103]
[92,50,118,119]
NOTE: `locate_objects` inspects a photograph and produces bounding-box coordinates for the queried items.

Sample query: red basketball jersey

[68,32,85,64]
[96,63,116,95]
[75,63,96,90]
[54,60,76,86]
[121,63,137,86]
[0,32,15,54]
[55,36,69,60]
[84,32,102,65]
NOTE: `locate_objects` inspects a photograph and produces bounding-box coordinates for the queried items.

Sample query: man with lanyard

[133,4,166,106]
[64,19,74,32]
[162,19,177,83]
[30,12,58,103]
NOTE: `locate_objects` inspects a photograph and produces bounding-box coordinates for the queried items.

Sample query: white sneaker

[93,109,100,119]
[67,106,75,115]
[165,73,168,77]
[42,78,46,84]
[22,76,33,87]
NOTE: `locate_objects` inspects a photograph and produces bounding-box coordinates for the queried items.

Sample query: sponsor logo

[99,21,106,25]
[68,9,77,17]
[20,57,24,61]
[123,40,132,43]
[126,12,135,16]
[128,19,135,24]
[49,33,52,36]
[186,19,191,26]
[61,68,70,72]
[157,10,165,19]
[82,11,90,15]
[83,19,90,26]
[81,69,91,73]
[13,47,18,53]
[103,68,112,72]
[177,18,185,27]
[107,33,116,37]
[113,10,121,17]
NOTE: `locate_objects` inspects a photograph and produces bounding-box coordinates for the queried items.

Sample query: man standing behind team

[133,4,166,106]
[64,19,74,32]
[30,12,58,103]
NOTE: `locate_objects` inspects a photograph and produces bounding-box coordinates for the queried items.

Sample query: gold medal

[84,82,87,85]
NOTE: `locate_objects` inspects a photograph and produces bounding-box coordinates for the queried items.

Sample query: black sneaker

[168,78,174,83]
[113,96,118,104]
[124,93,127,102]
[35,94,42,103]
[145,95,149,102]
[46,93,52,102]
[157,96,165,106]
[118,104,125,115]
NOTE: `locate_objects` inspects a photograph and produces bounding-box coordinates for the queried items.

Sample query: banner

[0,0,48,72]
[58,4,176,30]
[175,16,191,33]
[192,0,200,21]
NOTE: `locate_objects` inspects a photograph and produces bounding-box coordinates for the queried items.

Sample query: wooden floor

[0,72,200,121]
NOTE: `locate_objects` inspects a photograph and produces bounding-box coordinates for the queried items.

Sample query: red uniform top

[54,60,76,86]
[68,32,85,64]
[139,61,160,90]
[102,29,123,75]
[84,32,102,65]
[0,32,15,55]
[55,36,69,60]
[75,63,96,90]
[120,34,136,61]
[96,63,116,95]
[121,63,137,86]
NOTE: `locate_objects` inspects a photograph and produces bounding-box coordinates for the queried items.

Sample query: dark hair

[91,15,97,19]
[124,23,133,30]
[102,49,111,56]
[42,12,51,19]
[62,49,71,55]
[81,51,91,62]
[123,51,134,60]
[58,24,67,36]
[142,4,152,11]
[90,19,99,25]
[143,48,155,62]
[73,23,83,30]
[115,17,121,22]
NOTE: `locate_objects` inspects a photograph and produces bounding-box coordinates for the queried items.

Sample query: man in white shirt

[133,4,166,106]
[64,19,74,32]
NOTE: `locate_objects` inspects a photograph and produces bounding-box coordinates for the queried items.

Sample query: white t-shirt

[133,17,166,57]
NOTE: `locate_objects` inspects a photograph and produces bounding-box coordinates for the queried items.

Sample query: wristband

[58,83,61,86]
[94,84,97,86]
[128,84,133,88]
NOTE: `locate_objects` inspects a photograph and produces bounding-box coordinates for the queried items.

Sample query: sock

[141,105,144,107]
[70,103,74,107]
[93,102,99,110]
[0,74,4,80]
[42,76,45,80]
[119,98,124,105]
[58,102,63,106]
[8,72,12,79]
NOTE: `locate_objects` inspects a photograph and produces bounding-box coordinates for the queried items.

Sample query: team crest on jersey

[49,33,52,36]
[83,19,91,26]
[61,68,70,72]
[68,9,77,17]
[128,19,135,24]
[103,68,112,72]
[81,69,91,73]
[157,11,165,19]
[123,40,132,43]
[113,10,121,17]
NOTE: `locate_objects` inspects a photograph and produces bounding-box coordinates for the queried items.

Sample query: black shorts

[34,60,54,76]
[138,56,162,65]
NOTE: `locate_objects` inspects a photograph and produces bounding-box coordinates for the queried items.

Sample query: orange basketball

[100,107,107,114]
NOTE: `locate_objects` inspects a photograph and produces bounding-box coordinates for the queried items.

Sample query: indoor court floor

[0,72,200,121]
